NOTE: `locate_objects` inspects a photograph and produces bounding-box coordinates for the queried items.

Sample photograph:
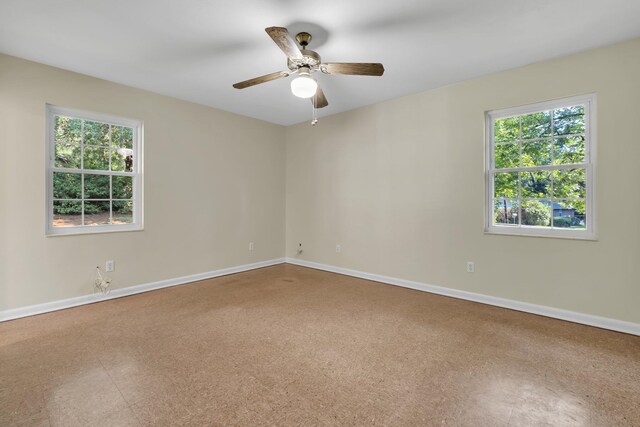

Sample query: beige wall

[2,39,639,325]
[0,54,286,311]
[286,39,640,324]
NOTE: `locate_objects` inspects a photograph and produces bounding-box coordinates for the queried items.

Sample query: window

[485,95,595,239]
[46,105,142,235]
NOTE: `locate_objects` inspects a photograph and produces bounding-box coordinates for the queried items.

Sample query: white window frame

[46,105,143,236]
[485,94,596,239]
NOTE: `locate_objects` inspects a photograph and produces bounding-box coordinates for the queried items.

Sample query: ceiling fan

[233,27,385,109]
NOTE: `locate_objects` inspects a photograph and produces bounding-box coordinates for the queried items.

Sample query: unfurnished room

[1,0,640,426]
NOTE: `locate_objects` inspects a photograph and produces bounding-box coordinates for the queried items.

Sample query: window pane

[84,146,110,170]
[521,171,551,198]
[573,200,587,228]
[53,172,81,199]
[113,201,133,224]
[111,148,134,172]
[494,199,519,225]
[83,121,110,146]
[113,176,133,199]
[487,97,592,237]
[48,108,141,234]
[494,172,518,198]
[112,126,133,149]
[494,142,519,169]
[54,143,81,169]
[521,200,551,227]
[554,136,585,165]
[494,117,519,142]
[84,201,110,225]
[553,168,586,199]
[553,106,584,135]
[53,200,82,227]
[553,200,586,229]
[84,174,110,199]
[55,116,82,143]
[521,139,551,167]
[521,111,551,140]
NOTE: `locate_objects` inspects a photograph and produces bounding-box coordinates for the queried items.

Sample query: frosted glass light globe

[290,74,318,99]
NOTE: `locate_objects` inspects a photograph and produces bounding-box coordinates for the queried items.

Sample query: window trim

[45,105,143,236]
[484,94,597,240]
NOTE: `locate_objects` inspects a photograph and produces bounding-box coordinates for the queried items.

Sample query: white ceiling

[1,1,639,126]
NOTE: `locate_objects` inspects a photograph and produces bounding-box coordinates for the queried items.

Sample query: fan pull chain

[311,92,318,126]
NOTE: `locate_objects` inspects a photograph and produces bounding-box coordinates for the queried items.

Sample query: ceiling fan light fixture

[232,26,385,115]
[290,68,317,99]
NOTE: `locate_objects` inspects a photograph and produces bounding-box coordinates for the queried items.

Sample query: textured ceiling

[1,0,640,125]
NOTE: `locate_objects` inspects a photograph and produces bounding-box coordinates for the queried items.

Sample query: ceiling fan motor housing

[287,49,321,71]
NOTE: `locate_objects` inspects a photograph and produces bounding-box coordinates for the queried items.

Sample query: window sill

[46,224,143,237]
[484,227,597,241]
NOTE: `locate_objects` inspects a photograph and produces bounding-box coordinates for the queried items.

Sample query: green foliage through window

[50,110,138,230]
[489,98,592,234]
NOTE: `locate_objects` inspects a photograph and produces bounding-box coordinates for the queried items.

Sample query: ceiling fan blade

[321,63,385,76]
[265,27,303,60]
[312,86,329,109]
[232,71,289,89]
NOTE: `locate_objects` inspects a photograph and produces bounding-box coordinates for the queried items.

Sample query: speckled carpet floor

[1,264,639,426]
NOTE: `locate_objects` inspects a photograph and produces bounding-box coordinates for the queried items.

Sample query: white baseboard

[0,258,286,322]
[4,256,638,336]
[285,257,640,336]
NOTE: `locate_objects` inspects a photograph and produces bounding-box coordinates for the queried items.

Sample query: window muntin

[486,95,595,239]
[46,106,142,235]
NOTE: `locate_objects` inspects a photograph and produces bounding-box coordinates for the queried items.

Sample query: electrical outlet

[105,260,115,272]
[336,244,342,253]
[466,262,475,273]
[249,242,254,251]
[297,243,303,254]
